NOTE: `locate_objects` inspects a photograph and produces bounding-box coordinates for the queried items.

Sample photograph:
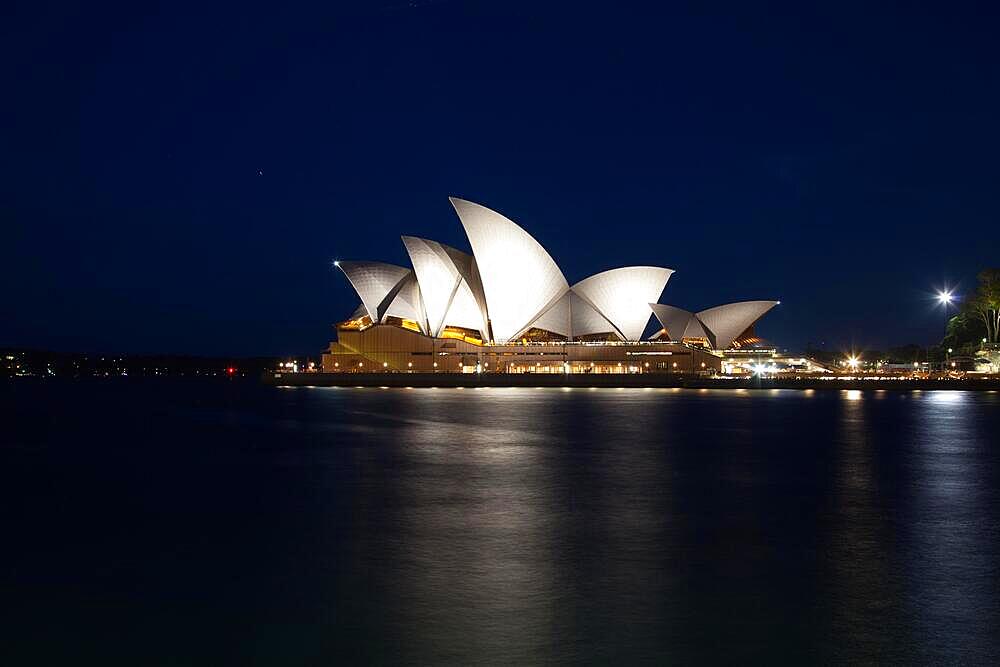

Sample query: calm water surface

[3,381,1000,664]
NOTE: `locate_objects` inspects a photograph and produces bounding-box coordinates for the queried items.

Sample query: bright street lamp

[935,289,957,373]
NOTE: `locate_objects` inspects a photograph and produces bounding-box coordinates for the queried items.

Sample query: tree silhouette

[963,269,1000,345]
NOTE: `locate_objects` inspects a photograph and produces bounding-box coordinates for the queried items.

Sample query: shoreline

[263,372,1000,391]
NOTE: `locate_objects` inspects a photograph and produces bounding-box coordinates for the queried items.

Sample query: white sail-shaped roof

[571,291,617,338]
[382,271,426,331]
[443,280,488,338]
[526,292,571,338]
[696,301,779,350]
[442,245,490,335]
[572,267,674,341]
[349,303,367,321]
[523,291,619,340]
[450,197,569,343]
[336,261,411,322]
[401,236,463,336]
[649,304,713,344]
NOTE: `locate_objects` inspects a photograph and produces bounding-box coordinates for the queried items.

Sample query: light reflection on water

[304,388,1000,663]
[3,384,1000,663]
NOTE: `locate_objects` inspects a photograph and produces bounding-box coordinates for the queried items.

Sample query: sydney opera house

[322,197,778,374]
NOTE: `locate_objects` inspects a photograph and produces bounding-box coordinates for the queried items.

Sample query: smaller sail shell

[336,261,411,322]
[696,301,779,350]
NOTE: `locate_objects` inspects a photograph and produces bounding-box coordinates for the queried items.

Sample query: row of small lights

[331,359,709,371]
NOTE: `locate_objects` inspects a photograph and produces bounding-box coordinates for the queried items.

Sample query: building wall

[322,324,721,374]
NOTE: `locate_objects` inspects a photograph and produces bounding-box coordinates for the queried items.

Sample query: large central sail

[449,197,568,343]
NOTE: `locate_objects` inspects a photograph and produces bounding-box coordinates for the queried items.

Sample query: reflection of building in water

[372,393,560,662]
[324,197,778,374]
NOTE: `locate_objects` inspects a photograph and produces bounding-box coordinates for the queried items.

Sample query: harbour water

[4,381,999,663]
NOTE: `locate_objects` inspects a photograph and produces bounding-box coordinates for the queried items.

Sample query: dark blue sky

[3,1,997,355]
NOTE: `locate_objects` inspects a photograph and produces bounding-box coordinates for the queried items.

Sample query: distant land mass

[1,348,312,379]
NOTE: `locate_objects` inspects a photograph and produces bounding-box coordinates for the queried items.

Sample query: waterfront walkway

[265,372,1000,391]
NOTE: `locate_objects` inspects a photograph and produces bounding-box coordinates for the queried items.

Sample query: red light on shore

[227,367,236,375]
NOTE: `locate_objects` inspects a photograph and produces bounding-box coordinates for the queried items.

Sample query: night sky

[4,1,997,356]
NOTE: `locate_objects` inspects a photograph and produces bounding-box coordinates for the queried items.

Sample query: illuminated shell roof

[443,246,488,326]
[526,291,570,337]
[335,198,779,347]
[650,300,778,349]
[382,271,426,331]
[573,267,674,341]
[336,261,411,322]
[526,291,618,339]
[401,236,462,336]
[443,279,488,337]
[648,304,713,344]
[696,301,779,350]
[570,292,618,338]
[450,197,569,343]
[400,235,489,339]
